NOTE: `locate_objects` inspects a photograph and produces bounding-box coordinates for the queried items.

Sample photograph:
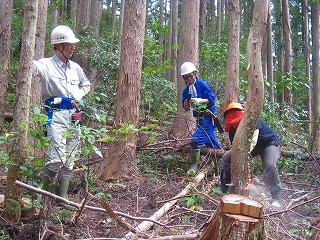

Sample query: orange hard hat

[224,102,244,116]
[224,102,244,132]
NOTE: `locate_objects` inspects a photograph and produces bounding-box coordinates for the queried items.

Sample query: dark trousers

[220,144,281,199]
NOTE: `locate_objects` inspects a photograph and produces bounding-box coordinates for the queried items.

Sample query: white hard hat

[50,25,80,45]
[181,62,197,75]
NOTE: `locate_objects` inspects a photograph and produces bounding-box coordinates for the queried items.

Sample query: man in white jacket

[33,25,91,202]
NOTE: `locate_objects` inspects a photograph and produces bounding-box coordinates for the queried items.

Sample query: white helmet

[50,25,80,45]
[181,62,197,75]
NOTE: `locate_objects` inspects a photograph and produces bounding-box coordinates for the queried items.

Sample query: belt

[44,96,75,125]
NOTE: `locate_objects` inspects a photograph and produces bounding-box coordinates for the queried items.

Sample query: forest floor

[0,135,320,239]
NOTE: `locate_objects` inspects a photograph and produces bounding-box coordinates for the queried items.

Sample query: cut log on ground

[199,194,265,240]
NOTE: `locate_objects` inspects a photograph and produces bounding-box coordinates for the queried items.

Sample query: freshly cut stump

[199,194,265,240]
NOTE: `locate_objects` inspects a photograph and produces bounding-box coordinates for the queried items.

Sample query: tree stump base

[199,194,265,240]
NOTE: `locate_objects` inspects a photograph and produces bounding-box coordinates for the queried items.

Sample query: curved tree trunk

[230,0,269,195]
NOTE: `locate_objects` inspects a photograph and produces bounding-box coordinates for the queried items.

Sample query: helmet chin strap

[55,43,69,63]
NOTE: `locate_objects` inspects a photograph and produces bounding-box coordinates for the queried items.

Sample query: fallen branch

[264,194,320,217]
[15,180,164,226]
[72,192,89,224]
[124,168,209,239]
[95,195,150,239]
[150,233,199,240]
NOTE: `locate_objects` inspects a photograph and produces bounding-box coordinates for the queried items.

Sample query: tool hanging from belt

[44,96,83,126]
[71,100,83,125]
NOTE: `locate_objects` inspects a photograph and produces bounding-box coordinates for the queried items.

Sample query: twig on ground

[94,194,150,239]
[15,180,165,226]
[124,168,209,239]
[264,194,320,217]
[72,192,89,224]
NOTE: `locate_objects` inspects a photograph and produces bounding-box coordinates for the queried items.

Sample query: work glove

[191,98,204,104]
[250,129,259,152]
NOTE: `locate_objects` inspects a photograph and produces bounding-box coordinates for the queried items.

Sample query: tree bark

[199,194,265,240]
[4,0,38,221]
[174,0,200,136]
[224,0,241,108]
[303,0,311,137]
[97,0,147,181]
[311,1,320,151]
[165,0,178,84]
[75,0,91,70]
[0,0,13,133]
[266,8,274,103]
[230,0,269,195]
[282,0,293,108]
[31,0,48,109]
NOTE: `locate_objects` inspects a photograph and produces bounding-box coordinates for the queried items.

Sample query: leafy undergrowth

[0,144,320,239]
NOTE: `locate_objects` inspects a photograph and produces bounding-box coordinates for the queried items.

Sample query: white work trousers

[46,109,80,171]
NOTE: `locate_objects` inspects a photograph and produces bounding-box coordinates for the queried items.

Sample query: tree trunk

[4,0,38,221]
[165,0,178,84]
[199,0,207,42]
[230,0,269,195]
[118,0,125,56]
[266,8,274,103]
[282,0,293,108]
[157,0,164,66]
[31,0,48,109]
[89,0,103,91]
[97,0,147,181]
[303,0,311,137]
[199,194,265,240]
[216,0,222,44]
[75,0,91,70]
[311,1,320,151]
[110,0,118,49]
[224,0,241,108]
[0,0,13,133]
[173,0,200,136]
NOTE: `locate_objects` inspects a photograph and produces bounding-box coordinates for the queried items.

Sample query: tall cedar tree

[97,0,147,181]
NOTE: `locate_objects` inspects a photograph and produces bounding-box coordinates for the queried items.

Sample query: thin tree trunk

[118,0,125,56]
[216,0,222,44]
[311,1,320,151]
[303,0,311,137]
[75,0,91,70]
[158,0,164,65]
[4,0,38,221]
[31,0,48,108]
[110,0,118,49]
[166,0,178,84]
[224,0,241,108]
[267,8,274,103]
[282,0,293,108]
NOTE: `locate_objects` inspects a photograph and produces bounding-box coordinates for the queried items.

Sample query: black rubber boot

[220,169,231,193]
